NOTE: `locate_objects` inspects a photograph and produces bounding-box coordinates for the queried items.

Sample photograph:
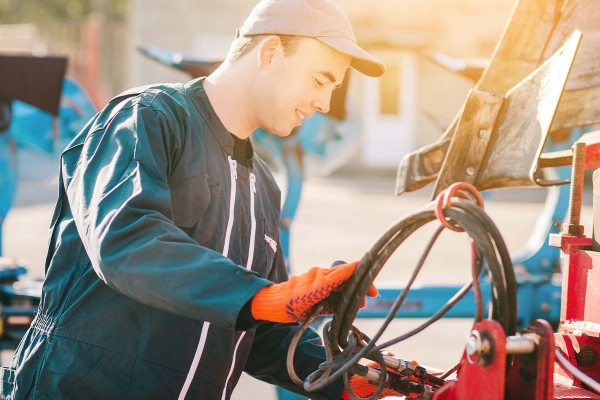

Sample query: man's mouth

[295,110,308,125]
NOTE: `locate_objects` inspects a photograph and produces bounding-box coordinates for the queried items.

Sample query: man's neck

[203,63,256,140]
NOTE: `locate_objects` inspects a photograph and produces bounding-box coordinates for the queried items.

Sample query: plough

[285,0,600,398]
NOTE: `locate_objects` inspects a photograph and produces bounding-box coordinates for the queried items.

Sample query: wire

[372,280,473,351]
[439,361,460,379]
[555,349,600,394]
[302,222,461,393]
[471,242,484,323]
[287,303,325,386]
[330,201,516,348]
[287,197,517,397]
[352,226,446,351]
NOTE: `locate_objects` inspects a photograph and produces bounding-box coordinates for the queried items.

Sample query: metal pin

[505,336,536,354]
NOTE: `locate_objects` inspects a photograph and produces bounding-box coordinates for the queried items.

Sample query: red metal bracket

[433,320,506,400]
[507,320,555,400]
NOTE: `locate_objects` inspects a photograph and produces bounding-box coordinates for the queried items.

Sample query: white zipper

[221,172,257,400]
[221,332,247,400]
[179,156,238,400]
[245,173,256,270]
[178,322,210,400]
[222,157,238,258]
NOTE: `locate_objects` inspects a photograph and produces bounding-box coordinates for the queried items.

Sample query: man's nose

[313,90,332,114]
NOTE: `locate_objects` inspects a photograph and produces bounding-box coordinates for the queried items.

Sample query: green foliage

[0,0,127,25]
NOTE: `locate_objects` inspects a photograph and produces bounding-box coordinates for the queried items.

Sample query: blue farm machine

[3,0,600,398]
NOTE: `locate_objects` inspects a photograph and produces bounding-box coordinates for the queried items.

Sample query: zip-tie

[434,182,484,232]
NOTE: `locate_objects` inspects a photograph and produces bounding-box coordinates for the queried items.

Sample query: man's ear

[257,36,282,70]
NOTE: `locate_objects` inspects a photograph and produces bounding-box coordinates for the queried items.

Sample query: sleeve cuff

[235,298,258,330]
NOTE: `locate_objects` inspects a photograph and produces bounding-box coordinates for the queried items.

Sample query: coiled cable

[287,187,518,399]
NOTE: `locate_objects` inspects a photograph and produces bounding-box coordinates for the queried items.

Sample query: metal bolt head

[481,338,491,353]
[479,129,491,139]
[466,330,482,364]
[466,330,493,365]
[466,335,477,355]
[553,220,563,231]
[562,223,584,236]
[431,150,444,165]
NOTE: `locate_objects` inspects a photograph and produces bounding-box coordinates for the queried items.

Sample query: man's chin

[257,121,295,137]
[270,126,294,137]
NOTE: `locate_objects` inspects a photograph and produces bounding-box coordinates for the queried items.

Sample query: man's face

[254,37,351,137]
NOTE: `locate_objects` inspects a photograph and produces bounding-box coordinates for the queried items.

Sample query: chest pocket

[169,174,222,246]
[253,218,278,278]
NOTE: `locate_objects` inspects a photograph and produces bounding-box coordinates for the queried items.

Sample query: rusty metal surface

[429,31,580,196]
[426,51,486,83]
[396,0,600,196]
[432,90,503,195]
[474,0,564,95]
[478,31,580,191]
[395,137,452,194]
[553,87,600,131]
[538,130,600,169]
[543,0,600,92]
[557,334,600,383]
[562,142,587,235]
[548,0,600,130]
[398,0,565,196]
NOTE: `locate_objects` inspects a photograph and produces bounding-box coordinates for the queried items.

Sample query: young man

[2,0,385,399]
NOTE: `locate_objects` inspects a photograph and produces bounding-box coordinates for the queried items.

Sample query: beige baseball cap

[238,0,385,77]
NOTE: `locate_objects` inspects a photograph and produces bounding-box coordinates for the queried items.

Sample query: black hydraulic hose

[332,201,515,348]
[471,244,484,323]
[287,197,517,396]
[442,207,509,330]
[457,201,518,334]
[287,303,326,386]
[330,209,437,346]
[301,278,478,396]
[288,221,449,399]
[372,279,474,351]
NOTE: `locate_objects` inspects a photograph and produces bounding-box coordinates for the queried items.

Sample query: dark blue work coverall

[0,78,344,399]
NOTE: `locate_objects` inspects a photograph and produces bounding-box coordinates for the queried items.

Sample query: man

[2,0,386,399]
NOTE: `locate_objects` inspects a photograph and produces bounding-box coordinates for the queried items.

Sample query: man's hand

[251,261,377,323]
[341,375,397,400]
[341,360,397,400]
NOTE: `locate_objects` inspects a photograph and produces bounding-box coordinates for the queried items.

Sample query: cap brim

[317,36,385,78]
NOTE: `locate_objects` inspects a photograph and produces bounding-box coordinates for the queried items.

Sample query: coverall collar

[185,77,254,169]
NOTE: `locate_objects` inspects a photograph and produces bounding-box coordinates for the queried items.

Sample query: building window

[379,63,400,115]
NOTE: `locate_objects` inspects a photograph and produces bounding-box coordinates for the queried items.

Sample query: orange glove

[251,261,378,323]
[341,360,397,400]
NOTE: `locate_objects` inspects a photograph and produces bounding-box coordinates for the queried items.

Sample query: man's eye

[313,78,324,87]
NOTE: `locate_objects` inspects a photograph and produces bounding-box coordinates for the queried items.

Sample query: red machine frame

[428,169,600,400]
